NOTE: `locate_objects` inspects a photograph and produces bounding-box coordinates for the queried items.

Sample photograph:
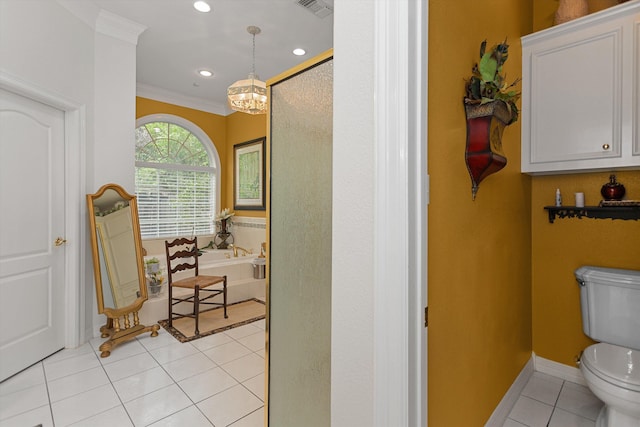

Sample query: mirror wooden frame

[87,183,159,357]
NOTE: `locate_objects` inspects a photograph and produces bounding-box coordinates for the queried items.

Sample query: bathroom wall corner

[485,356,535,427]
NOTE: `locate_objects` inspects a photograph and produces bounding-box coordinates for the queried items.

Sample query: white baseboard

[533,352,587,386]
[485,356,534,427]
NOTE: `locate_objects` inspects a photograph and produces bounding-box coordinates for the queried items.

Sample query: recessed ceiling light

[293,48,306,56]
[198,70,213,77]
[193,1,211,13]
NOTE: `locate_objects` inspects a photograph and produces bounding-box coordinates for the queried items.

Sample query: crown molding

[137,83,229,116]
[96,9,146,45]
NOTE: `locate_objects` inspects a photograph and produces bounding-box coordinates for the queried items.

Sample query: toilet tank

[575,266,640,350]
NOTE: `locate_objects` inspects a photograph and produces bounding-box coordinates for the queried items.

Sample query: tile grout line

[229,407,263,427]
[137,326,262,425]
[7,322,266,427]
[59,348,133,427]
[160,327,264,426]
[546,380,566,427]
[43,362,55,427]
[100,350,136,427]
[0,360,57,425]
[167,341,218,426]
[133,338,203,425]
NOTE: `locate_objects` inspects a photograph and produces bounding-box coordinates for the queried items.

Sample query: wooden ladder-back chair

[165,237,227,336]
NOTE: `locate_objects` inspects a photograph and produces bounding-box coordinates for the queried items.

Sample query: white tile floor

[2,327,605,427]
[504,371,604,427]
[0,319,266,427]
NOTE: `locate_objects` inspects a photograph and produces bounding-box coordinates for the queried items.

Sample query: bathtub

[137,249,266,325]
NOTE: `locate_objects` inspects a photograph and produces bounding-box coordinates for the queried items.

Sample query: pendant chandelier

[227,26,267,115]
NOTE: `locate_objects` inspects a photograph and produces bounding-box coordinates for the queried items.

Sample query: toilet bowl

[580,343,640,427]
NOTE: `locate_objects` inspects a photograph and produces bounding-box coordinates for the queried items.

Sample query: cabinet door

[523,19,624,172]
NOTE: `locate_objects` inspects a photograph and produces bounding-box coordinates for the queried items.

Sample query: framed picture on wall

[234,137,266,210]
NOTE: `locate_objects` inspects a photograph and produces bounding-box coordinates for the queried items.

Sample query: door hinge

[424,306,428,327]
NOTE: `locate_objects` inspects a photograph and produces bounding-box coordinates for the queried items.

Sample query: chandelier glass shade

[227,72,267,115]
[227,26,267,115]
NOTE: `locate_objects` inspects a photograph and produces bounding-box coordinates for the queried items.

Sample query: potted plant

[145,257,164,297]
[147,273,164,297]
[463,39,521,200]
[214,208,235,249]
[145,257,160,274]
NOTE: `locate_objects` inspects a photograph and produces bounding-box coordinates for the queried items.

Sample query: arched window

[135,115,220,239]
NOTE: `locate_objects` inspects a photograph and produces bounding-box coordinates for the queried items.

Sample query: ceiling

[85,0,334,115]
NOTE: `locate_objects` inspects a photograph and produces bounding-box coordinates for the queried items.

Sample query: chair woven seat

[171,275,225,290]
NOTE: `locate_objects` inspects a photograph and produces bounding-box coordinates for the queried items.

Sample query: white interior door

[0,87,66,381]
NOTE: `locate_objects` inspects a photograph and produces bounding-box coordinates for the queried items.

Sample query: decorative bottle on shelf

[555,188,562,207]
[600,174,626,201]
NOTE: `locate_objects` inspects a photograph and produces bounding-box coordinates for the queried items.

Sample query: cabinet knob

[602,143,610,150]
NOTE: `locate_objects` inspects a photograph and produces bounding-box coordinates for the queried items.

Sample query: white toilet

[576,266,640,427]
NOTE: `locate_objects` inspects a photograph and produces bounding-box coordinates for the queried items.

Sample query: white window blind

[135,121,217,239]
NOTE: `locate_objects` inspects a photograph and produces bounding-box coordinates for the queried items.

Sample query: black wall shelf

[544,206,640,223]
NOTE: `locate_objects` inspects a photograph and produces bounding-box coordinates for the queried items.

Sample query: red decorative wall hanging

[464,99,511,200]
[463,39,520,200]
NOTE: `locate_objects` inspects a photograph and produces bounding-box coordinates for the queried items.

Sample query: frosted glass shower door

[268,55,333,427]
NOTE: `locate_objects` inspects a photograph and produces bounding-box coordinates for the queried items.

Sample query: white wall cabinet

[521,2,640,174]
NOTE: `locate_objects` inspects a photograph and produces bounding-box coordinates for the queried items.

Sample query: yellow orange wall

[136,97,266,218]
[530,0,640,368]
[428,1,533,425]
[532,172,640,366]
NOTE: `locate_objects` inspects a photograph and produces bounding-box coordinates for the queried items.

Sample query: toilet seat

[582,343,640,392]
